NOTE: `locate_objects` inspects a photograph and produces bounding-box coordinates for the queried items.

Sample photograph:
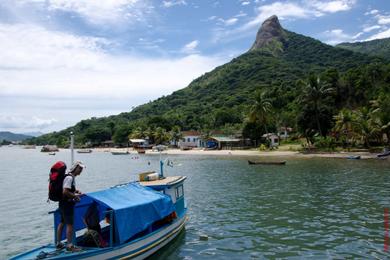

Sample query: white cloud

[235,11,247,18]
[243,2,316,31]
[363,25,381,33]
[0,24,225,131]
[377,15,390,25]
[181,40,199,53]
[219,17,239,26]
[307,0,356,13]
[365,9,379,15]
[15,0,152,25]
[241,1,250,6]
[162,0,187,8]
[0,23,108,70]
[322,28,361,45]
[365,28,390,41]
[0,114,57,131]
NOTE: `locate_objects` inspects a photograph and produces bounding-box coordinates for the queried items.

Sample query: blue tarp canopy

[55,182,174,244]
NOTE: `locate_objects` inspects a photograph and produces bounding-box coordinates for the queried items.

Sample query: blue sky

[0,0,389,133]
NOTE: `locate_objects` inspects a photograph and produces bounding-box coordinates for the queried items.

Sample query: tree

[84,127,111,145]
[153,127,171,145]
[372,94,390,144]
[249,90,272,134]
[300,76,334,136]
[129,127,144,139]
[113,124,132,146]
[170,126,182,147]
[333,109,356,147]
[354,107,381,148]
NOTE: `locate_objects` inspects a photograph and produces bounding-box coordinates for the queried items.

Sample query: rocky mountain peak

[250,15,286,52]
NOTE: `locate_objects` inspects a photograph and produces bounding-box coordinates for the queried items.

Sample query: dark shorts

[59,200,75,225]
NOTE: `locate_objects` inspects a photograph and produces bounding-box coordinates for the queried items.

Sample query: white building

[262,133,279,148]
[177,131,201,148]
[278,127,293,139]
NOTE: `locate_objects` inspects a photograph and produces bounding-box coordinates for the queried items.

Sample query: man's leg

[57,222,64,243]
[66,224,73,246]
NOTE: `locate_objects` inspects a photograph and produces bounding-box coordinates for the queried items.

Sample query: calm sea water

[1,146,390,259]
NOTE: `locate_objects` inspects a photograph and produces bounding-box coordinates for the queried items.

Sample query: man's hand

[74,195,81,202]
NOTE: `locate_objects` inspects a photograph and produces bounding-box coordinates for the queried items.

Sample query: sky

[1,0,390,134]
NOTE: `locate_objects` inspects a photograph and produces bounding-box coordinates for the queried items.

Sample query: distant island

[0,131,34,144]
[28,15,390,152]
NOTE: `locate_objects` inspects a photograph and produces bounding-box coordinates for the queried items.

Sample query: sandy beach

[93,147,382,159]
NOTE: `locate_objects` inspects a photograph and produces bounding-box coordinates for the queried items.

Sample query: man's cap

[69,161,85,172]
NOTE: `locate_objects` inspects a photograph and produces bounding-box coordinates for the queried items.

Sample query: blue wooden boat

[10,174,187,259]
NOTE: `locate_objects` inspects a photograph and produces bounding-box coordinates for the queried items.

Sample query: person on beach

[56,161,85,252]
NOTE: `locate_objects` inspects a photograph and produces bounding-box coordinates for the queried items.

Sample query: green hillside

[337,37,390,60]
[0,131,32,142]
[30,16,390,148]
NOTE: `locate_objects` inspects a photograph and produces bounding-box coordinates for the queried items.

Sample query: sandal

[55,242,65,250]
[66,245,82,252]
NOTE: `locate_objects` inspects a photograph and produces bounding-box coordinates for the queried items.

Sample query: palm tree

[129,127,144,139]
[371,96,390,145]
[354,107,381,148]
[249,90,272,134]
[153,127,170,145]
[333,109,356,146]
[301,76,333,136]
[170,126,182,147]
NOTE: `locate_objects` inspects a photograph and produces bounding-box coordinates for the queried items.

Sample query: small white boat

[77,149,93,154]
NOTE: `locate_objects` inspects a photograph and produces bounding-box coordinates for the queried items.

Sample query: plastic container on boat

[147,172,159,181]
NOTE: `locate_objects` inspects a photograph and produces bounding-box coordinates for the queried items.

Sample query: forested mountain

[0,131,32,142]
[337,37,390,61]
[30,15,390,147]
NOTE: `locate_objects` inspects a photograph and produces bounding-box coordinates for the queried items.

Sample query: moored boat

[248,160,286,165]
[346,155,361,160]
[377,150,390,158]
[10,173,187,259]
[111,151,129,155]
[77,149,93,154]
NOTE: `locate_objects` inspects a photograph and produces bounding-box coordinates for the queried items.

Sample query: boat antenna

[70,131,74,165]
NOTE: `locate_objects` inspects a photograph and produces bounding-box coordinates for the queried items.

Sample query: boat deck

[140,176,187,187]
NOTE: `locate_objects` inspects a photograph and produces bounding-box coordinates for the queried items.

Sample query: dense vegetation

[337,38,390,61]
[29,30,390,149]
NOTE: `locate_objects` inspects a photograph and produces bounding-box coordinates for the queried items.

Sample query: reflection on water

[1,146,389,259]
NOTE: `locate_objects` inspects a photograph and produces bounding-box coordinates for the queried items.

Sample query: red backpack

[48,161,67,201]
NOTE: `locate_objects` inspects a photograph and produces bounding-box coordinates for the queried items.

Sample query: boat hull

[248,160,286,165]
[11,212,187,260]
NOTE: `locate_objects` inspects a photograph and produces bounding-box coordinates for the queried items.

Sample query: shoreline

[91,147,383,159]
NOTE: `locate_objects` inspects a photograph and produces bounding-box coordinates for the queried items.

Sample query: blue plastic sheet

[55,182,174,244]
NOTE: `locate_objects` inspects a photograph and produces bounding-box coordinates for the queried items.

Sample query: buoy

[199,234,208,241]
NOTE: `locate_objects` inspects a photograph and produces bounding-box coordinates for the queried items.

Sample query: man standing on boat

[56,161,85,252]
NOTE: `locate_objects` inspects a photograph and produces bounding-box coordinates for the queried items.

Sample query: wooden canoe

[248,160,286,165]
